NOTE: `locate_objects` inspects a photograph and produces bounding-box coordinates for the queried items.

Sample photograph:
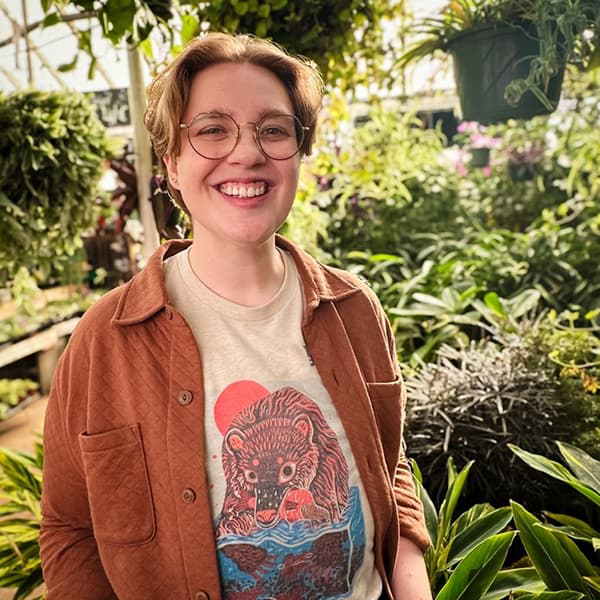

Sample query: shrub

[0,90,116,286]
[404,319,600,510]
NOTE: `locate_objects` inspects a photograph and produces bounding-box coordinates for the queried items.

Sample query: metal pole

[126,45,160,262]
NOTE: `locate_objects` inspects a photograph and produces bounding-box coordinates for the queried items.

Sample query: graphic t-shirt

[164,248,382,599]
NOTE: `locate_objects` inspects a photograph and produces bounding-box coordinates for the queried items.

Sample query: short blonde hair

[144,32,324,213]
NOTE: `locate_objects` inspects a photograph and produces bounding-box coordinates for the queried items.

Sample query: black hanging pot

[447,22,565,124]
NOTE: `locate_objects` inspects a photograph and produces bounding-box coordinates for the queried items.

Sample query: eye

[261,125,289,137]
[244,469,258,483]
[279,462,296,484]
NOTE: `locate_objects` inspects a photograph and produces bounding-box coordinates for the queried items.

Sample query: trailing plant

[0,443,43,599]
[399,0,600,110]
[0,90,117,286]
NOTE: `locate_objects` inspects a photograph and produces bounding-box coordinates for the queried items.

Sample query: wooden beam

[0,9,95,48]
[0,0,67,89]
[0,63,21,89]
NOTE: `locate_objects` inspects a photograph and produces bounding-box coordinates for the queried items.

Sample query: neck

[187,234,284,307]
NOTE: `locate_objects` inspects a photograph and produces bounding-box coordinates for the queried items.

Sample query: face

[164,62,301,249]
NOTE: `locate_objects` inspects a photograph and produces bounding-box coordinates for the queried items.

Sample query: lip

[213,177,273,186]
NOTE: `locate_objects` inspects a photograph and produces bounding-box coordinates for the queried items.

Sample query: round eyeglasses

[179,112,309,161]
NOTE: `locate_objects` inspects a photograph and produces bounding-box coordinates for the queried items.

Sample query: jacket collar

[112,236,360,326]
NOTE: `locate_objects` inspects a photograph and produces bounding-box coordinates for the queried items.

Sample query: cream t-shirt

[164,247,382,600]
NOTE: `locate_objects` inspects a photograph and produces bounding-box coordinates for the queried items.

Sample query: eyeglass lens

[186,113,304,160]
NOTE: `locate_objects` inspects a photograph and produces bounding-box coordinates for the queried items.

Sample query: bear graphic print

[213,384,366,599]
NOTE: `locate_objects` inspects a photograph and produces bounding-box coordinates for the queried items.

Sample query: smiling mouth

[217,181,268,198]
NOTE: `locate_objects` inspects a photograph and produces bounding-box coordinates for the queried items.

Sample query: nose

[227,124,266,166]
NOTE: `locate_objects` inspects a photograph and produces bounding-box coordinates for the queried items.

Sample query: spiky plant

[0,443,44,599]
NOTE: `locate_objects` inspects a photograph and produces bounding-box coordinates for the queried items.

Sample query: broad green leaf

[509,445,600,507]
[452,504,495,538]
[447,507,513,566]
[541,512,600,544]
[482,568,545,600]
[550,528,597,577]
[181,13,199,45]
[438,460,473,542]
[412,468,439,547]
[511,501,588,593]
[483,292,506,316]
[557,442,600,494]
[436,531,516,600]
[515,592,584,600]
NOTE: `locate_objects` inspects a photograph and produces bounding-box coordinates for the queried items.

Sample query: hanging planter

[398,1,599,125]
[447,23,565,124]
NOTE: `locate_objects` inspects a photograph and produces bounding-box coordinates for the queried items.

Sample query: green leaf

[447,507,513,567]
[181,13,199,45]
[483,292,506,316]
[510,445,600,508]
[42,12,60,27]
[515,592,584,600]
[557,442,600,495]
[482,568,545,600]
[438,460,473,546]
[436,531,516,600]
[542,512,600,544]
[412,470,439,547]
[57,54,79,72]
[511,501,588,593]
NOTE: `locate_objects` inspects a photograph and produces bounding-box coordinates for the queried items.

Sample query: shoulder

[66,282,130,351]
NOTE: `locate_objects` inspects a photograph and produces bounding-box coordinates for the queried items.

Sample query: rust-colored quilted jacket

[40,237,429,600]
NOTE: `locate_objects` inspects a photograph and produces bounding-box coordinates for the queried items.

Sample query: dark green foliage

[317,111,465,258]
[0,91,114,286]
[404,320,600,511]
[0,443,43,599]
[42,0,403,90]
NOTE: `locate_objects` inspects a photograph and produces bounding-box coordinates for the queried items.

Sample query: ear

[163,153,180,190]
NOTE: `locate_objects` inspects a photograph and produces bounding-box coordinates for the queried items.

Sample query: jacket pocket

[366,378,404,477]
[79,423,156,546]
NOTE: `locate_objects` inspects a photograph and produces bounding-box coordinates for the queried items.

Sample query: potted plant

[399,0,600,123]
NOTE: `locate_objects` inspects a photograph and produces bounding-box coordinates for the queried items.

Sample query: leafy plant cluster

[399,0,600,109]
[42,0,404,91]
[0,91,116,287]
[1,437,597,599]
[0,444,44,599]
[0,380,39,421]
[413,442,600,600]
[404,316,600,510]
[0,268,105,346]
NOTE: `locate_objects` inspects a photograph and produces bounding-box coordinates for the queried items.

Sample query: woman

[40,32,431,599]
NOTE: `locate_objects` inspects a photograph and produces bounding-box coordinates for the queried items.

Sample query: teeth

[219,182,266,198]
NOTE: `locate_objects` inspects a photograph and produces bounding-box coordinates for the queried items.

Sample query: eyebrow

[196,107,292,119]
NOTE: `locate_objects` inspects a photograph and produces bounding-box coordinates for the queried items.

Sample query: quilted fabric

[40,236,429,600]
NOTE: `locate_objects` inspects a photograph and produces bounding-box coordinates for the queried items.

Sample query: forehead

[184,62,294,121]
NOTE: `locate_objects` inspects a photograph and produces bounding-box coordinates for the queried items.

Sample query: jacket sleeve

[370,289,431,553]
[40,342,117,599]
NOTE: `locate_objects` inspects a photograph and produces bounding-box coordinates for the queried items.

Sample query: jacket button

[182,488,196,503]
[165,308,173,320]
[177,390,193,405]
[195,592,209,600]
